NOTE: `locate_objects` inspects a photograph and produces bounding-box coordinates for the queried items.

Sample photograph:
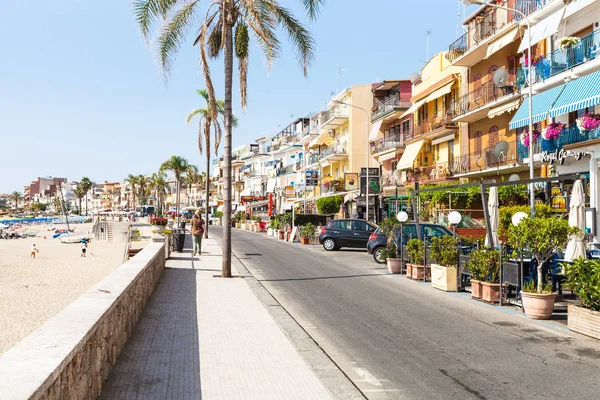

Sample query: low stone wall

[0,242,166,400]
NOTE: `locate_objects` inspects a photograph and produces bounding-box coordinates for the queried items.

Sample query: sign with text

[540,149,591,165]
[305,170,319,186]
[360,167,380,177]
[344,172,359,191]
[284,186,296,198]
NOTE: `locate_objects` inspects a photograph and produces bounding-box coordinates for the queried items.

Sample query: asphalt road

[210,227,600,400]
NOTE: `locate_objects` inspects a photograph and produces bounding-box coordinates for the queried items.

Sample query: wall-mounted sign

[306,170,319,186]
[284,186,295,198]
[360,176,380,194]
[540,149,591,165]
[345,173,359,191]
[360,167,380,177]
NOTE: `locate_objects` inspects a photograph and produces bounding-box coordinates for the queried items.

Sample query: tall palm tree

[9,191,22,213]
[137,175,150,206]
[159,156,198,224]
[135,0,322,277]
[125,174,140,210]
[73,185,86,215]
[151,171,169,214]
[78,177,93,215]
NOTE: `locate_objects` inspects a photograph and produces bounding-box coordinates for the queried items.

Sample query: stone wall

[0,242,165,400]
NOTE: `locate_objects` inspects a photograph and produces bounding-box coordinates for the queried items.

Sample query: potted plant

[541,122,565,141]
[558,35,581,50]
[520,129,541,147]
[480,249,502,303]
[299,222,315,245]
[508,217,579,319]
[429,236,459,291]
[213,211,223,226]
[576,113,600,132]
[381,242,403,274]
[564,258,600,339]
[407,238,427,280]
[279,213,293,240]
[150,216,168,233]
[466,249,491,299]
[270,218,281,238]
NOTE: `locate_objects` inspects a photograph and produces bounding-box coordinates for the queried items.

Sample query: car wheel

[322,238,337,251]
[373,247,386,264]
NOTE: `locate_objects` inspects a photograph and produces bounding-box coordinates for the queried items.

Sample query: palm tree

[150,172,169,214]
[73,185,86,215]
[125,174,140,210]
[9,191,22,213]
[137,175,150,206]
[159,156,198,225]
[78,177,92,215]
[135,0,322,277]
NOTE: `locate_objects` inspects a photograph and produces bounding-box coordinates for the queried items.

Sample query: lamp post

[448,210,462,240]
[462,0,534,217]
[397,211,409,273]
[332,99,371,222]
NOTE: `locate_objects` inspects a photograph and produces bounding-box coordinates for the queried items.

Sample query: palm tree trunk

[205,147,210,239]
[85,196,88,216]
[222,11,234,278]
[176,180,180,226]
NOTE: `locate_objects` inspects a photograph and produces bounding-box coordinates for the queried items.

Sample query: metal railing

[321,106,349,124]
[381,172,401,188]
[370,133,407,155]
[406,160,461,183]
[455,82,516,116]
[414,110,458,136]
[455,140,520,173]
[372,97,412,121]
[513,0,551,21]
[307,154,320,165]
[516,29,600,89]
[320,145,348,159]
[517,126,600,159]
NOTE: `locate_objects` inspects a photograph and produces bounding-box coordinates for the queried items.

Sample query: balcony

[371,97,412,122]
[307,154,320,166]
[370,132,409,156]
[381,172,401,189]
[414,110,459,139]
[517,126,600,160]
[277,165,296,176]
[454,82,517,122]
[321,179,345,194]
[405,161,462,184]
[455,141,520,175]
[320,106,349,130]
[319,145,348,162]
[516,29,600,90]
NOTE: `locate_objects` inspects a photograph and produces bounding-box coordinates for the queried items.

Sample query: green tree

[73,185,86,215]
[125,174,140,210]
[31,202,47,212]
[150,171,169,214]
[159,156,198,224]
[137,175,150,206]
[134,0,323,278]
[78,177,93,215]
[9,191,22,213]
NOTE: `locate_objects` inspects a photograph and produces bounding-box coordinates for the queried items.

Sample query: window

[489,126,499,148]
[448,140,455,161]
[473,131,483,157]
[332,220,352,230]
[433,99,439,116]
[391,160,398,171]
[424,225,450,238]
[353,221,375,232]
[402,225,418,240]
[473,73,482,98]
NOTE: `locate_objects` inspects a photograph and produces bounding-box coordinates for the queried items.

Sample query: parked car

[367,223,454,264]
[318,219,378,251]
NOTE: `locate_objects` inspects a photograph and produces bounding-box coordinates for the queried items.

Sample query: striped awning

[265,159,280,168]
[509,84,566,130]
[549,70,600,118]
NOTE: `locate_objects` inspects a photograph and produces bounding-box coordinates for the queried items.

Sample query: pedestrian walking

[81,238,88,257]
[191,210,205,256]
[30,244,39,259]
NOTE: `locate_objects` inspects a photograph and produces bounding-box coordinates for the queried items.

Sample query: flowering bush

[323,181,330,188]
[577,114,600,132]
[523,55,544,67]
[542,122,564,140]
[150,217,168,226]
[521,129,541,147]
[558,36,581,50]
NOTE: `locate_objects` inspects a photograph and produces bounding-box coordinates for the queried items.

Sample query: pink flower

[521,129,541,147]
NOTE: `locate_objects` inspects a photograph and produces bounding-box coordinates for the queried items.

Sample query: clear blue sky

[0,1,474,193]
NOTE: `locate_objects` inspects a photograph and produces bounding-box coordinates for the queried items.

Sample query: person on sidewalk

[191,210,205,256]
[30,244,39,259]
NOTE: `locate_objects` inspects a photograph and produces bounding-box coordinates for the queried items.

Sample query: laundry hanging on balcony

[508,84,566,130]
[549,69,600,118]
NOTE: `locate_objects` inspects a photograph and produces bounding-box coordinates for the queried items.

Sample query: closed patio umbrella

[565,180,586,261]
[485,187,499,248]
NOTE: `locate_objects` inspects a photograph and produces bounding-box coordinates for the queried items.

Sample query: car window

[353,221,375,232]
[333,220,352,230]
[424,226,449,238]
[402,225,418,240]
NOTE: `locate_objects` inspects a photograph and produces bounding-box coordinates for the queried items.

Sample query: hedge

[316,195,343,214]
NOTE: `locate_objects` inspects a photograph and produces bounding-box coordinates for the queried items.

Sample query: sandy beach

[0,222,129,355]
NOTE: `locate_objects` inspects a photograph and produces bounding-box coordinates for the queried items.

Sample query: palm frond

[197,120,204,156]
[238,55,248,110]
[241,0,281,69]
[300,0,325,21]
[156,0,199,81]
[198,23,218,120]
[213,119,222,153]
[187,108,207,124]
[196,89,210,102]
[133,0,164,39]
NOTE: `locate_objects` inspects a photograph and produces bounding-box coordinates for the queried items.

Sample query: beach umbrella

[485,187,500,248]
[565,180,586,261]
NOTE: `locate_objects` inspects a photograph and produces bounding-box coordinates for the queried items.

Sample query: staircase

[107,223,113,243]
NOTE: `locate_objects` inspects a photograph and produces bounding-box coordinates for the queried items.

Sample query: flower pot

[406,263,413,277]
[300,237,310,245]
[278,230,285,240]
[481,282,502,303]
[568,304,600,340]
[267,228,274,237]
[411,264,430,281]
[387,258,403,274]
[471,279,482,299]
[521,292,556,320]
[431,264,458,292]
[236,222,241,229]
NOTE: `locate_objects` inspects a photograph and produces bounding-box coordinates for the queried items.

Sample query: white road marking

[353,367,383,387]
[362,389,402,393]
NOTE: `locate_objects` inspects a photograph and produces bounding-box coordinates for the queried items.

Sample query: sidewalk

[100,235,334,400]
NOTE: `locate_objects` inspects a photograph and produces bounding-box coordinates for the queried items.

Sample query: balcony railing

[513,0,551,22]
[517,126,600,159]
[455,82,516,116]
[405,160,463,184]
[381,172,401,188]
[372,97,412,121]
[277,165,296,176]
[415,110,459,136]
[455,141,520,174]
[320,145,348,159]
[307,154,320,165]
[370,132,408,155]
[516,29,600,89]
[321,106,349,123]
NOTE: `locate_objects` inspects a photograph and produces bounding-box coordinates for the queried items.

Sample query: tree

[137,175,150,206]
[159,156,198,224]
[73,185,86,215]
[316,195,343,215]
[78,177,93,215]
[125,174,140,210]
[150,171,169,214]
[9,191,22,213]
[135,0,323,278]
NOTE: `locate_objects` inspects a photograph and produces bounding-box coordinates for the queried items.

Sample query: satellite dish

[409,73,421,85]
[493,68,510,87]
[494,141,509,158]
[508,174,520,182]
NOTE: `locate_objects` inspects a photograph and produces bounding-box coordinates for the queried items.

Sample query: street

[210,226,600,400]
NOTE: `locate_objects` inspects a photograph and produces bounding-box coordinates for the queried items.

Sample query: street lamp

[396,211,409,273]
[461,0,535,218]
[332,99,371,223]
[448,210,462,240]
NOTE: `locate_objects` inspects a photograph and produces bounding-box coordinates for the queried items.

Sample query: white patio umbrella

[485,187,499,248]
[565,179,586,261]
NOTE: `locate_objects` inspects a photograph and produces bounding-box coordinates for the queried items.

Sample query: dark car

[367,223,454,264]
[318,219,378,251]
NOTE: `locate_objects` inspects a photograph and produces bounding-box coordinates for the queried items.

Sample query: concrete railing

[0,242,166,400]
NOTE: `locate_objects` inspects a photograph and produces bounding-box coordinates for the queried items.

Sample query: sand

[0,222,130,355]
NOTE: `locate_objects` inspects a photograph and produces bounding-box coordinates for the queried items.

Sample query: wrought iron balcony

[320,145,348,160]
[405,160,462,184]
[454,82,516,116]
[513,0,551,21]
[371,97,412,121]
[320,106,349,130]
[414,110,459,137]
[370,132,408,155]
[517,126,600,160]
[516,29,600,89]
[455,140,520,174]
[307,154,320,166]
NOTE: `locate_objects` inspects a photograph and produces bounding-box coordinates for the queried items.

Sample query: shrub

[316,195,343,214]
[467,249,500,283]
[270,218,281,230]
[430,236,459,268]
[564,258,600,311]
[498,204,553,239]
[214,211,223,219]
[407,239,425,265]
[381,241,399,260]
[300,222,316,238]
[294,214,327,226]
[279,213,293,228]
[150,217,168,226]
[379,217,400,238]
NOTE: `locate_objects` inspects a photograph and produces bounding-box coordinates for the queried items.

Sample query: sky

[0,0,475,194]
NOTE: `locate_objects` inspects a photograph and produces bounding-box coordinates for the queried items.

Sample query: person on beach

[191,210,205,256]
[30,244,39,259]
[81,239,87,257]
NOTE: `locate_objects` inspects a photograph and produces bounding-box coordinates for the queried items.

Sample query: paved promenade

[100,235,334,400]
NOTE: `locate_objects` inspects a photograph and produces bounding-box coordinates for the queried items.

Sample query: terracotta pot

[387,258,402,274]
[481,282,501,303]
[278,231,285,240]
[521,292,556,320]
[411,264,430,281]
[300,237,310,245]
[471,279,482,299]
[406,264,413,277]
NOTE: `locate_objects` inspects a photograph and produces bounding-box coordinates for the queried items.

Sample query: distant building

[29,177,67,205]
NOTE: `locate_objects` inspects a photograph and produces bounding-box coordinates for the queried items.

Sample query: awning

[486,26,519,59]
[369,119,384,141]
[431,133,455,145]
[549,70,600,118]
[239,164,252,171]
[425,81,455,103]
[246,200,269,209]
[517,8,564,53]
[398,98,427,120]
[267,178,277,193]
[265,159,280,168]
[509,84,566,130]
[488,98,522,119]
[308,136,320,149]
[397,140,424,171]
[378,152,398,162]
[565,0,596,19]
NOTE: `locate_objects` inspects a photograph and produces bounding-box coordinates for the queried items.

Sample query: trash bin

[172,228,186,252]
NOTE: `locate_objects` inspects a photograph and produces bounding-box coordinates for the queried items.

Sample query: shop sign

[540,149,591,165]
[284,186,295,198]
[345,172,359,191]
[360,167,380,177]
[305,170,319,186]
